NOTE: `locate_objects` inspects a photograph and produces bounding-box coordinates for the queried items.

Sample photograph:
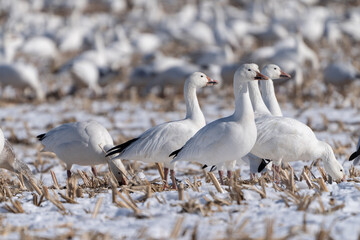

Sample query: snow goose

[0,63,45,101]
[349,137,360,165]
[0,128,36,190]
[299,6,329,43]
[244,65,345,181]
[131,32,162,55]
[37,120,127,184]
[69,59,102,96]
[252,115,345,181]
[323,61,360,86]
[216,65,289,183]
[21,36,58,61]
[170,64,268,174]
[106,72,218,189]
[248,79,345,181]
[56,34,119,96]
[0,35,45,101]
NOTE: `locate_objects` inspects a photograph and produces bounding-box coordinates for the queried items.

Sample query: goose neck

[260,79,282,117]
[248,81,270,115]
[233,82,254,122]
[184,82,205,126]
[311,142,333,165]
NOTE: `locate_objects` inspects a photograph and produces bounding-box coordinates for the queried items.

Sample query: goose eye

[340,169,343,172]
[248,69,251,71]
[274,68,277,70]
[200,75,203,77]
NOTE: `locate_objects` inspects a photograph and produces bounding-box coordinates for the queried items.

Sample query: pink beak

[206,76,218,86]
[255,71,269,80]
[280,70,291,79]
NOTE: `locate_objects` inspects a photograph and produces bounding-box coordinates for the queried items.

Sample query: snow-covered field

[1,0,360,239]
[1,91,360,240]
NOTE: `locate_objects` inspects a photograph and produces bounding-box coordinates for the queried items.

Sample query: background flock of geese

[0,62,349,191]
[0,0,360,101]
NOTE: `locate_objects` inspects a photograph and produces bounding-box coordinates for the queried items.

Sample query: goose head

[235,63,269,82]
[323,158,345,182]
[321,142,346,182]
[261,64,291,80]
[187,72,218,88]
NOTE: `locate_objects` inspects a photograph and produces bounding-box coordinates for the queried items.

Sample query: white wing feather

[121,119,200,163]
[252,115,317,160]
[172,116,254,165]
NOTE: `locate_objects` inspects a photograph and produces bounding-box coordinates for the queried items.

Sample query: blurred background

[0,0,359,105]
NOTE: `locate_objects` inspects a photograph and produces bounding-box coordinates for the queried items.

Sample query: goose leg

[273,165,280,183]
[170,169,177,190]
[250,172,256,180]
[163,167,169,188]
[227,170,232,182]
[218,170,224,185]
[120,174,128,185]
[91,166,98,177]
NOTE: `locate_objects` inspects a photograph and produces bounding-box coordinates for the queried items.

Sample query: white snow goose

[0,128,36,190]
[170,64,268,177]
[247,73,345,181]
[37,120,127,184]
[106,72,218,189]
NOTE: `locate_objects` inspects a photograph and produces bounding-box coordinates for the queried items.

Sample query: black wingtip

[105,149,120,157]
[210,165,217,172]
[258,159,272,172]
[106,138,140,157]
[349,150,360,161]
[169,147,183,158]
[36,133,46,141]
[202,164,208,169]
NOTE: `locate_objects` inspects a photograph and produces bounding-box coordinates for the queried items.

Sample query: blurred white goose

[56,34,118,96]
[323,61,360,86]
[69,59,102,96]
[0,63,45,101]
[349,137,360,165]
[37,120,127,184]
[248,73,345,181]
[0,128,36,190]
[170,64,268,172]
[0,35,45,101]
[106,72,218,189]
[21,36,58,60]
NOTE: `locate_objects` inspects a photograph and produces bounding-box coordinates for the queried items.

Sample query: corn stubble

[0,160,350,239]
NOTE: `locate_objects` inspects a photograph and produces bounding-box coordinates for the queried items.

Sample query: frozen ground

[1,89,360,240]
